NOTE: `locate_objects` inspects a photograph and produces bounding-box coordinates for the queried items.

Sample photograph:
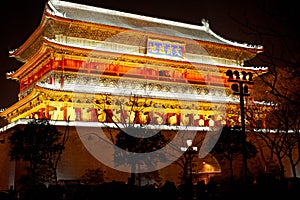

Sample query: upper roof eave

[9,0,264,63]
[8,13,51,59]
[46,0,263,50]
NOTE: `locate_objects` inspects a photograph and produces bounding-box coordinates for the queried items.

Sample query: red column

[45,105,49,119]
[75,108,82,121]
[92,109,98,122]
[106,109,113,123]
[39,108,45,119]
[63,106,67,121]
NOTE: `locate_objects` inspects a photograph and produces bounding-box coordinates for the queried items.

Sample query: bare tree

[171,131,204,185]
[247,100,300,180]
[232,0,300,180]
[8,118,69,187]
[94,94,171,186]
[211,125,257,184]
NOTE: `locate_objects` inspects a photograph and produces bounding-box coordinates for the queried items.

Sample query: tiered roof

[1,0,267,125]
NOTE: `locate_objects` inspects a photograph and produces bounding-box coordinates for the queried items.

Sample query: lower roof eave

[0,118,215,133]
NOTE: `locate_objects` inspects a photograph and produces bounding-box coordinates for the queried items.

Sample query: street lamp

[226,70,254,186]
[181,139,198,200]
[181,139,198,183]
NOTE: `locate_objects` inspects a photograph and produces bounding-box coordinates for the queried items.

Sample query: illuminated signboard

[147,38,185,59]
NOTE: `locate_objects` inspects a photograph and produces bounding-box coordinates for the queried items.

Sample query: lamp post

[186,139,198,183]
[181,139,198,183]
[226,70,253,186]
[181,139,198,199]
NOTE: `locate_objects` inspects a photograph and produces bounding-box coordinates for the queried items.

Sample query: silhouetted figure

[182,180,194,200]
[160,181,178,200]
[196,180,207,200]
[206,178,216,199]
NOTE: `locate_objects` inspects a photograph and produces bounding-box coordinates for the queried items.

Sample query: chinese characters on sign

[147,38,185,59]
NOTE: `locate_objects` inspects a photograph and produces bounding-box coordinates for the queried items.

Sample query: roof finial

[201,18,209,30]
[201,18,209,28]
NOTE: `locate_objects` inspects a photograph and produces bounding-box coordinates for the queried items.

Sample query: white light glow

[187,139,193,147]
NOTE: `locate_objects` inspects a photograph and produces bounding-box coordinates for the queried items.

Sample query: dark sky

[0,0,298,108]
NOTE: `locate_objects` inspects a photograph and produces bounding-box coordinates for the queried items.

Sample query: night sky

[0,0,298,108]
